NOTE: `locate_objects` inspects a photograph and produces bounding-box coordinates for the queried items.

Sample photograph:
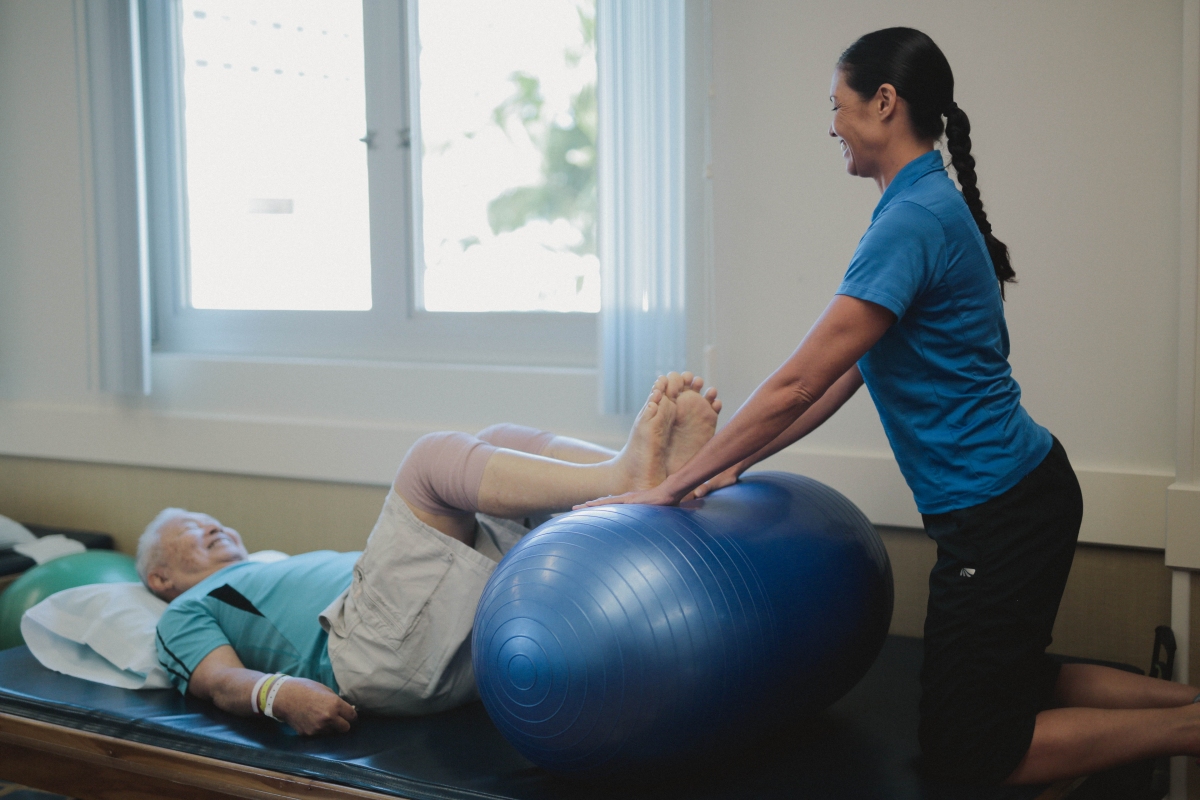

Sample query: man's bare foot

[613,381,676,493]
[664,374,721,474]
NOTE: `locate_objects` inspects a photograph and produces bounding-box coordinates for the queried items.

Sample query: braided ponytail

[839,28,1016,298]
[943,103,1015,297]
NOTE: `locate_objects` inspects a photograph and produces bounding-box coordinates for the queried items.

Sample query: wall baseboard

[1167,483,1200,567]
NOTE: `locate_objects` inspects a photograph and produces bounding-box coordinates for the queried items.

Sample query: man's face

[148,513,249,600]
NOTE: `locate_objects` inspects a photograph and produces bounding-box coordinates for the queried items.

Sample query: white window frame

[80,0,709,462]
[140,0,597,368]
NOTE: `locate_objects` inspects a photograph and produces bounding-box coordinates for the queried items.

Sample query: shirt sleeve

[155,597,231,695]
[836,200,946,319]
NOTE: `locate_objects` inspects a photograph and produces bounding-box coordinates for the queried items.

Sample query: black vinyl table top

[0,636,1058,800]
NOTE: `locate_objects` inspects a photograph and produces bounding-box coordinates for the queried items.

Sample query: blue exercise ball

[472,471,893,777]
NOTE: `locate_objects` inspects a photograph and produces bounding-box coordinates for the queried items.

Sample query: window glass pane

[417,0,599,313]
[179,1,371,310]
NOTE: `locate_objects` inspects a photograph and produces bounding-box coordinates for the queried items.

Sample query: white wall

[708,0,1185,543]
[0,0,1189,548]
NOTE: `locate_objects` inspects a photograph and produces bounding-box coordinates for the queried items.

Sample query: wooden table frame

[0,710,1083,800]
[0,712,402,800]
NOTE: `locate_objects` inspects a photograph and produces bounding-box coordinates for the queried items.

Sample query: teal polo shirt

[836,149,1052,514]
[156,551,359,694]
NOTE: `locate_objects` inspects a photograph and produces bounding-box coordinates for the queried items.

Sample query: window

[141,0,598,366]
[178,2,373,312]
[414,1,599,313]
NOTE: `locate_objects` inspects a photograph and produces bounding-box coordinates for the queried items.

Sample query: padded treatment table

[0,637,1151,800]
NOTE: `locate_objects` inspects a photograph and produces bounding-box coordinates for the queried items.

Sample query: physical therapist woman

[586,27,1200,787]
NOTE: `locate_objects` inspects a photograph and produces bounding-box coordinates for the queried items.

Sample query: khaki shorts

[319,489,526,715]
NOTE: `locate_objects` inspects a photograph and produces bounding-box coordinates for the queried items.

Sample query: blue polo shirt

[156,551,359,695]
[836,149,1051,514]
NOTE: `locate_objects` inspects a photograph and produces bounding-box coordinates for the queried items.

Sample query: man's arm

[189,645,357,735]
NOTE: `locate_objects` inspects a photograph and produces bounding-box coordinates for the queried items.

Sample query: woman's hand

[612,298,889,507]
[683,463,744,501]
[271,678,358,735]
[574,483,683,509]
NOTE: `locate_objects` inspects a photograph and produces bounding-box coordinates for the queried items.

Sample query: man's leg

[392,431,497,546]
[476,423,615,465]
[475,374,719,518]
[393,377,719,543]
[476,373,720,467]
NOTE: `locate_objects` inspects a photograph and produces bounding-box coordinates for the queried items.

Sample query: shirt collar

[872,149,947,221]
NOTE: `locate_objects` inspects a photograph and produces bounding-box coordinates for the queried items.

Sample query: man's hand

[188,646,357,735]
[270,678,358,735]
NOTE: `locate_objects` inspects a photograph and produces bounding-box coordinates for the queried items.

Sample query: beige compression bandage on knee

[394,432,498,517]
[475,423,556,456]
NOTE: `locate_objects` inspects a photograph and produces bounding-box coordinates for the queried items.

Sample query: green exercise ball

[0,550,139,649]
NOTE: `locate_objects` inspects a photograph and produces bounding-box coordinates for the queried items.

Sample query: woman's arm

[688,364,864,499]
[583,295,893,507]
[189,645,357,735]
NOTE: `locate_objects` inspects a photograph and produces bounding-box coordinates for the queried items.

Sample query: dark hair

[838,28,1015,298]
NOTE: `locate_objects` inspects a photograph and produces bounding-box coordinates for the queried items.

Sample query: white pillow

[22,582,171,689]
[20,549,290,690]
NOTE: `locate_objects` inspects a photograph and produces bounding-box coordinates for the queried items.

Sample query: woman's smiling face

[828,69,878,178]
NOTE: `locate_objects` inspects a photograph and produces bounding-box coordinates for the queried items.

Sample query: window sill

[0,353,632,486]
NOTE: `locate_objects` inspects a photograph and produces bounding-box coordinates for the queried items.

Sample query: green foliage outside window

[486,5,596,256]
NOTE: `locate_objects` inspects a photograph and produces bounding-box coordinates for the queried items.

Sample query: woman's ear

[875,83,899,121]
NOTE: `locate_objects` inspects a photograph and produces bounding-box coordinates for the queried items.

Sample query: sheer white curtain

[597,0,687,415]
[85,0,151,395]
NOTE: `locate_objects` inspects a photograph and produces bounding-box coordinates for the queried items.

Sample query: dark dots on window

[274,69,282,75]
[298,72,305,77]
[322,30,328,35]
[196,59,208,67]
[251,66,259,72]
[297,27,304,32]
[223,63,232,69]
[250,19,257,25]
[193,10,206,19]
[272,22,281,29]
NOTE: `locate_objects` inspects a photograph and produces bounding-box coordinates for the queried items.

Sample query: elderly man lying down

[138,374,720,735]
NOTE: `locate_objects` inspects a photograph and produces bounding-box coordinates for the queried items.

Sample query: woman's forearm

[659,297,892,501]
[734,365,864,470]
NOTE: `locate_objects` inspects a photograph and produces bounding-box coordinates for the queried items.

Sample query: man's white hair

[136,507,190,585]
